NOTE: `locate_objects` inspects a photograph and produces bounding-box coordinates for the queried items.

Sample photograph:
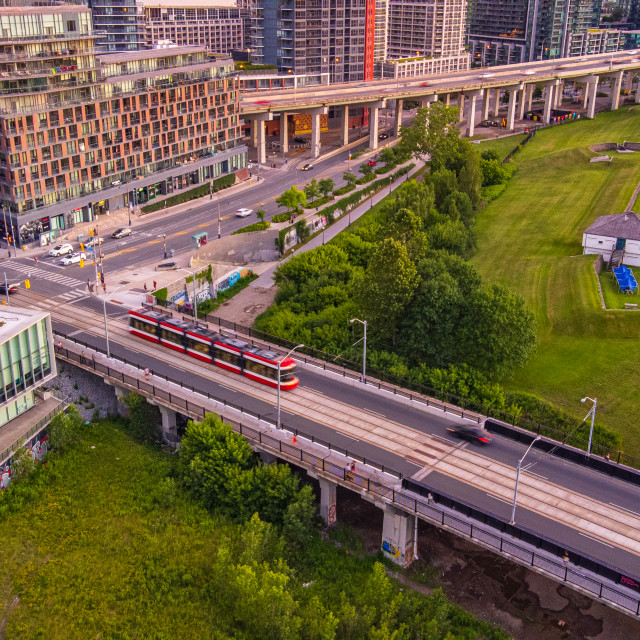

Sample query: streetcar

[128,308,299,390]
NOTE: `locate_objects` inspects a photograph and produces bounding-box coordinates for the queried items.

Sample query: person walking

[102,282,107,294]
[153,280,157,290]
[33,256,38,264]
[144,367,150,380]
[143,283,148,293]
[86,278,91,292]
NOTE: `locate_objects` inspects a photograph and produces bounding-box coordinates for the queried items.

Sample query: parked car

[294,136,307,143]
[111,228,131,239]
[234,208,253,218]
[480,120,500,128]
[378,133,390,140]
[301,163,313,171]
[446,425,493,445]
[0,283,17,295]
[60,252,86,265]
[366,160,377,166]
[48,243,73,257]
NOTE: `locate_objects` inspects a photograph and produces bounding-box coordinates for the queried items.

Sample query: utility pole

[217,192,222,239]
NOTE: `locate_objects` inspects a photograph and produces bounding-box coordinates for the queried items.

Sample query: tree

[123,392,160,442]
[255,208,266,222]
[385,207,428,261]
[318,178,335,199]
[276,185,307,219]
[400,100,464,171]
[355,238,419,343]
[378,147,395,165]
[441,190,474,228]
[457,148,483,208]
[304,178,321,203]
[48,405,85,452]
[342,171,357,185]
[359,163,373,178]
[480,157,508,186]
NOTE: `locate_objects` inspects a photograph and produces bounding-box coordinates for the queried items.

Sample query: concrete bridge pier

[244,112,273,165]
[608,70,624,110]
[158,405,178,444]
[491,88,501,117]
[393,99,403,136]
[464,89,482,137]
[635,81,640,104]
[381,505,416,567]
[341,105,350,146]
[319,477,337,526]
[625,70,634,92]
[542,80,558,124]
[517,85,527,120]
[442,93,451,106]
[358,100,385,151]
[506,83,523,130]
[457,92,465,119]
[481,88,491,120]
[575,74,599,118]
[526,83,533,112]
[279,112,289,153]
[555,80,564,108]
[113,385,130,418]
[259,450,278,465]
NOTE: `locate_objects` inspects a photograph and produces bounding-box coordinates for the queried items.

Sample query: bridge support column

[280,112,289,153]
[625,70,634,92]
[256,119,267,164]
[587,79,599,118]
[251,120,259,148]
[526,83,533,111]
[113,385,130,418]
[555,80,564,108]
[457,93,465,119]
[381,505,416,567]
[481,89,491,120]
[635,80,640,104]
[491,88,501,117]
[464,90,481,137]
[369,106,380,150]
[311,112,321,158]
[393,99,403,136]
[260,451,278,465]
[506,85,523,130]
[158,405,178,444]
[244,113,273,165]
[443,93,451,106]
[319,478,337,526]
[341,105,350,146]
[517,86,527,120]
[542,82,557,124]
[609,71,623,110]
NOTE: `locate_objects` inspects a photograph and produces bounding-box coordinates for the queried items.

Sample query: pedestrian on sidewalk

[86,279,91,292]
[80,351,85,364]
[33,256,38,264]
[144,283,148,293]
[144,367,150,380]
[102,282,107,294]
[153,280,157,290]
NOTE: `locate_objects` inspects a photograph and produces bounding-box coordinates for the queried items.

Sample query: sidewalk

[251,159,424,289]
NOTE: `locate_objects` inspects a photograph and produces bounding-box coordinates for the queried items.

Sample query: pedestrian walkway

[0,259,85,288]
[251,160,424,288]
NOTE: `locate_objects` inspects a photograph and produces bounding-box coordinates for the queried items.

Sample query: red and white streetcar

[129,308,299,390]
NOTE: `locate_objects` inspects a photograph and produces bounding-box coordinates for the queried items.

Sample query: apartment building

[88,0,146,52]
[140,0,243,53]
[0,5,245,245]
[246,0,376,83]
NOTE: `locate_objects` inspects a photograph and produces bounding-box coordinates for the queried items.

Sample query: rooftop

[140,0,236,7]
[0,307,49,344]
[98,45,207,64]
[584,212,640,241]
[0,4,90,16]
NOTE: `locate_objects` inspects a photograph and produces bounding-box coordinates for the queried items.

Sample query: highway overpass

[14,288,640,618]
[240,50,640,160]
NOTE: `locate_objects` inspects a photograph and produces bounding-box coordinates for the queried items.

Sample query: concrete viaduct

[240,50,640,162]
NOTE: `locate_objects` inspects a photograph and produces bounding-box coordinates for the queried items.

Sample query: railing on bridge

[52,331,640,617]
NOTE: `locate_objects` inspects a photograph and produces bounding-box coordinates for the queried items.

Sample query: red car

[366,160,377,166]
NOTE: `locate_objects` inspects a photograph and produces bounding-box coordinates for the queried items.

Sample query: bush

[375,163,396,175]
[231,221,270,235]
[48,405,85,452]
[141,174,235,213]
[356,173,376,185]
[154,287,168,301]
[481,183,508,203]
[271,212,291,223]
[123,393,160,443]
[303,196,332,209]
[295,219,310,242]
[333,184,356,196]
[351,150,364,160]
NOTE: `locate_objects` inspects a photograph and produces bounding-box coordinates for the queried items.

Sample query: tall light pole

[103,285,125,358]
[217,192,222,239]
[277,343,304,429]
[162,233,167,259]
[581,396,597,456]
[510,436,541,524]
[179,267,199,325]
[350,317,367,383]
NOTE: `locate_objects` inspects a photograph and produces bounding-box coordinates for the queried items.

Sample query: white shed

[582,212,640,267]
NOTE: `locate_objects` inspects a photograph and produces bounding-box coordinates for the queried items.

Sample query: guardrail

[52,330,640,617]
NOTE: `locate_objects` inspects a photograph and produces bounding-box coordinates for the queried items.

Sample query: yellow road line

[147,239,162,244]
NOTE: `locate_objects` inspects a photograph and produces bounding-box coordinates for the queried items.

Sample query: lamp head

[581,397,588,403]
[350,318,355,324]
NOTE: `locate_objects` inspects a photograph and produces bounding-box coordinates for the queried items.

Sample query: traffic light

[7,236,11,243]
[79,259,84,268]
[89,228,94,237]
[80,243,85,251]
[25,279,30,289]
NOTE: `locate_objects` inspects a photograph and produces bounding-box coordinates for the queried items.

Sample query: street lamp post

[179,267,199,326]
[510,436,541,524]
[350,317,367,383]
[209,180,213,200]
[103,285,125,358]
[217,192,222,239]
[581,396,597,456]
[162,233,167,259]
[277,343,304,429]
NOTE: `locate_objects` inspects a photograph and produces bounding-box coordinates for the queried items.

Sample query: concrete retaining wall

[193,228,280,266]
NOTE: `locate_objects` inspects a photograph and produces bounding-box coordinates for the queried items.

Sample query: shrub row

[231,221,270,235]
[141,173,235,214]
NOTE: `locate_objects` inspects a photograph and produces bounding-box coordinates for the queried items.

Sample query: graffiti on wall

[1,432,49,491]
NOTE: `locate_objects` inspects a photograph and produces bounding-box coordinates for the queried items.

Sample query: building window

[67,20,77,32]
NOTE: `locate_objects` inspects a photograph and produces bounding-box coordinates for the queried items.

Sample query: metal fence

[52,331,640,616]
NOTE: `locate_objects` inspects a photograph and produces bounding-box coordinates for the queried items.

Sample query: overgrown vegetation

[196,272,258,316]
[0,414,509,639]
[141,174,235,214]
[231,220,271,235]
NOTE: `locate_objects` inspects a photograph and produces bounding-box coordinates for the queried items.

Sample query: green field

[476,132,527,159]
[472,109,640,454]
[600,265,640,309]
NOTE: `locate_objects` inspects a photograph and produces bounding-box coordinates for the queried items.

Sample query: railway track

[15,290,640,557]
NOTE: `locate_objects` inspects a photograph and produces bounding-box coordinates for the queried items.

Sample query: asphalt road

[52,315,640,580]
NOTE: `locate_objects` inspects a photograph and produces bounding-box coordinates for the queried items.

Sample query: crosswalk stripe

[0,260,84,287]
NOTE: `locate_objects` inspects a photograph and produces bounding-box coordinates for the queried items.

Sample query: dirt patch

[336,490,640,640]
[212,285,277,326]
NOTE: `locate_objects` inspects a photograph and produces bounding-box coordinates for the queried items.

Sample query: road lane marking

[579,532,614,548]
[487,494,512,505]
[341,433,359,441]
[526,471,548,480]
[147,239,162,244]
[367,410,387,418]
[610,503,640,518]
[175,231,188,235]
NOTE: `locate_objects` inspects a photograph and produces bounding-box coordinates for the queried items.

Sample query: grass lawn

[472,108,640,454]
[600,266,640,309]
[476,133,527,159]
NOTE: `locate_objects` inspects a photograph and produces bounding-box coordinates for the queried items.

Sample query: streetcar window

[244,359,277,380]
[214,347,242,367]
[130,318,157,335]
[187,337,210,355]
[281,372,295,382]
[160,328,183,345]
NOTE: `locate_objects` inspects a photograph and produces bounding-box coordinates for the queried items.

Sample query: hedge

[333,184,356,196]
[272,212,292,223]
[141,174,236,214]
[303,196,332,209]
[231,221,270,235]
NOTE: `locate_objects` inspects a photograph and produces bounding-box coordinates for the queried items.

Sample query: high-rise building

[0,4,246,244]
[374,0,389,62]
[245,0,376,83]
[140,0,243,53]
[88,0,146,52]
[468,0,608,66]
